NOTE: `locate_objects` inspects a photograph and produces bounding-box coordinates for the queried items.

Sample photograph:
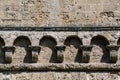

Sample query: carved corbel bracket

[55,45,66,63]
[80,45,93,63]
[28,46,41,62]
[107,45,120,63]
[2,46,15,63]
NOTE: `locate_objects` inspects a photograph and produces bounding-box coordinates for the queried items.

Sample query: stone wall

[0,31,118,80]
[0,0,120,27]
[0,0,120,80]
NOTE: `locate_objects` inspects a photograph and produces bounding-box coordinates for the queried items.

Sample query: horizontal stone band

[0,27,119,31]
[0,63,119,71]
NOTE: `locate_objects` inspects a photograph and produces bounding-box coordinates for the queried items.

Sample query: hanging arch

[91,35,109,63]
[40,36,57,48]
[64,35,83,48]
[64,35,83,63]
[13,36,31,63]
[39,36,57,63]
[91,35,109,46]
[14,36,31,46]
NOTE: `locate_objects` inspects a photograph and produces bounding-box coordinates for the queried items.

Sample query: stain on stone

[100,11,114,18]
[78,6,82,9]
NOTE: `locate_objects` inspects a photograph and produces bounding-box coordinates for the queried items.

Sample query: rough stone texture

[0,72,118,80]
[87,72,118,80]
[0,0,119,80]
[0,31,119,63]
[0,31,118,79]
[0,72,86,80]
[0,0,119,27]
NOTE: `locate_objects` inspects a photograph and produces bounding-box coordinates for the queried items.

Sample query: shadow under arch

[13,36,31,63]
[64,35,83,63]
[39,36,57,63]
[117,38,120,45]
[0,37,5,63]
[117,38,120,63]
[91,35,109,63]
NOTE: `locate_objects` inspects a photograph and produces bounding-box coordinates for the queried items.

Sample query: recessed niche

[13,36,31,63]
[64,36,82,63]
[39,36,57,63]
[90,35,109,63]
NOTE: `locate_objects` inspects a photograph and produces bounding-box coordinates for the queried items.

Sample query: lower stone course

[0,72,118,80]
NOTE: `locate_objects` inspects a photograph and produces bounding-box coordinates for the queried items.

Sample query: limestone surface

[0,0,119,27]
[0,0,119,80]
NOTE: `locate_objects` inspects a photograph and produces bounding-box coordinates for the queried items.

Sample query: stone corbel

[80,45,93,63]
[107,45,119,63]
[2,46,15,63]
[55,45,66,63]
[28,46,41,62]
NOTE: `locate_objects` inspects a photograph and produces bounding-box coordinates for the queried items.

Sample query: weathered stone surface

[0,31,119,64]
[87,72,118,80]
[0,72,118,80]
[0,0,119,27]
[0,0,119,80]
